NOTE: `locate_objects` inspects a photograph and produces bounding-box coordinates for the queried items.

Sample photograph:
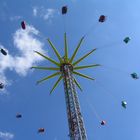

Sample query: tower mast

[32,33,99,140]
[61,63,87,139]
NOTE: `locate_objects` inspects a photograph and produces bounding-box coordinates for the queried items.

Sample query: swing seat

[123,37,130,44]
[101,120,106,125]
[62,6,67,14]
[1,48,7,56]
[99,15,106,22]
[16,113,22,118]
[38,128,45,133]
[131,73,139,79]
[0,83,4,89]
[121,101,127,108]
[21,21,26,30]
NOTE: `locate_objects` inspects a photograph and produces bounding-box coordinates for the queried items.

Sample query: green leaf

[47,39,63,63]
[69,36,85,63]
[64,33,68,62]
[31,66,59,71]
[74,64,100,70]
[34,51,60,66]
[73,71,95,80]
[73,48,97,66]
[74,78,82,91]
[50,75,63,94]
[37,72,61,84]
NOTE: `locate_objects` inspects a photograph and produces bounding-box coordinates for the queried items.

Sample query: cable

[62,15,67,33]
[94,79,120,103]
[101,65,130,77]
[97,41,122,50]
[83,22,99,38]
[84,94,102,121]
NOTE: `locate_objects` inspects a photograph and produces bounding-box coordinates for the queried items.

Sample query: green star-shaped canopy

[32,33,100,93]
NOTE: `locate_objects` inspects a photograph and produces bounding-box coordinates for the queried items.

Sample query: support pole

[62,64,87,140]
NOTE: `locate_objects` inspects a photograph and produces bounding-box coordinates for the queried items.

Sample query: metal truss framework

[62,64,87,140]
[32,34,98,139]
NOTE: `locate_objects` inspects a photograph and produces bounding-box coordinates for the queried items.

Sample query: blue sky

[0,0,140,140]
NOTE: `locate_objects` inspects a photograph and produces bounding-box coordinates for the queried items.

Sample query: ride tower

[32,33,99,140]
[61,61,87,139]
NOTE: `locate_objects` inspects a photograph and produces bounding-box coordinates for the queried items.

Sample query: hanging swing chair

[0,83,4,89]
[101,120,106,125]
[21,21,26,30]
[0,48,7,56]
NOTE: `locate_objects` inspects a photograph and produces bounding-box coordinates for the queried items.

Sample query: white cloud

[0,131,14,140]
[9,16,21,21]
[33,7,38,16]
[32,6,56,21]
[43,9,55,21]
[13,25,46,75]
[0,25,46,90]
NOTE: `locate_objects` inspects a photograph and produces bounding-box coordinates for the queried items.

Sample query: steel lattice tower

[32,33,99,140]
[62,63,87,139]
